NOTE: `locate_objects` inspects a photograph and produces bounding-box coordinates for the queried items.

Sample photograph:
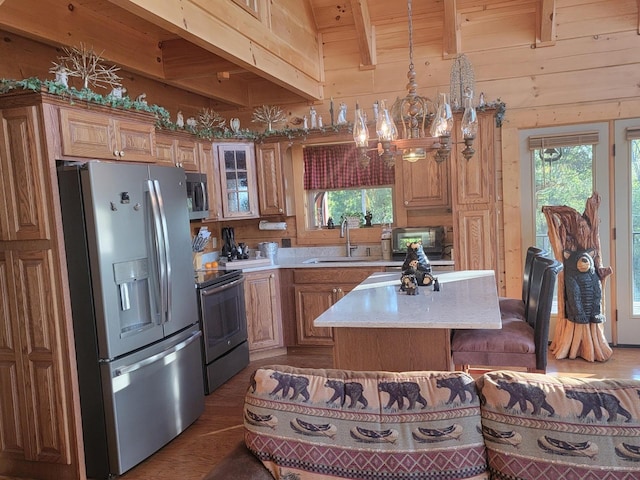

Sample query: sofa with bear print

[204,365,640,480]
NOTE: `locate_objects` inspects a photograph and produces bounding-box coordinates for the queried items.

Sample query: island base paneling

[332,327,453,372]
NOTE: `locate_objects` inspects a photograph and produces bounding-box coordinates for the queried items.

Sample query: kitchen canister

[258,242,279,264]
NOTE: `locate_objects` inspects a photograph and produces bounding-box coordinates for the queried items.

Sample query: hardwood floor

[116,347,640,480]
[3,348,638,480]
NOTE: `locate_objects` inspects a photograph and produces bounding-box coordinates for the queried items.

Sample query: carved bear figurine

[563,249,605,324]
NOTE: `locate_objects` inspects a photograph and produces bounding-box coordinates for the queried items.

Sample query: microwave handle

[194,182,207,211]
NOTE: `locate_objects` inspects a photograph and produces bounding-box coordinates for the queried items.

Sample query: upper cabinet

[451,111,499,272]
[215,142,259,220]
[59,107,155,163]
[256,142,286,216]
[155,132,200,171]
[397,155,450,210]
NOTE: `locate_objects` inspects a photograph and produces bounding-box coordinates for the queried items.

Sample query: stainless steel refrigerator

[58,162,205,480]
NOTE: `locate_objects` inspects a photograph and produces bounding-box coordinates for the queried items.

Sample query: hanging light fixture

[352,0,478,165]
[353,103,371,167]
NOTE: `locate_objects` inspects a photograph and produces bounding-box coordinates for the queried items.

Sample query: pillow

[478,370,640,480]
[244,365,488,480]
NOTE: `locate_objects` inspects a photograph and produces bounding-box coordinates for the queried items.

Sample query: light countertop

[313,270,501,330]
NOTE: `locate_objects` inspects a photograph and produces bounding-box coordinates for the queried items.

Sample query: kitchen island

[313,270,501,371]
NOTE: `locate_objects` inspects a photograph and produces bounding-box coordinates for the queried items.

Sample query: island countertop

[313,270,502,330]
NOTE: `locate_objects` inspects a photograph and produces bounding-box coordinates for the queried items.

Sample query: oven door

[198,276,247,364]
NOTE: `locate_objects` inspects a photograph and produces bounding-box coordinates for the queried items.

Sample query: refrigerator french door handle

[153,179,173,324]
[113,330,202,377]
[147,180,168,324]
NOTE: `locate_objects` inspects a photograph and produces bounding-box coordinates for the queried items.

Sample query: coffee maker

[221,227,237,260]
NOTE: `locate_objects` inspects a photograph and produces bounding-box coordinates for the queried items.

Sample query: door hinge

[613,227,616,240]
[612,143,616,157]
[615,309,618,322]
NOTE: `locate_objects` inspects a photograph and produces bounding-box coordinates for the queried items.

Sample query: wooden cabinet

[292,267,383,346]
[396,154,450,209]
[451,111,498,272]
[199,141,222,220]
[59,107,155,162]
[256,142,286,215]
[244,269,283,353]
[0,95,82,480]
[215,142,259,219]
[155,131,200,171]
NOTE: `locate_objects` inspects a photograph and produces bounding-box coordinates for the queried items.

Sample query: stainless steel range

[195,269,249,394]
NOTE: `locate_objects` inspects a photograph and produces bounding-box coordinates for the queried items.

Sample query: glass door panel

[614,119,640,344]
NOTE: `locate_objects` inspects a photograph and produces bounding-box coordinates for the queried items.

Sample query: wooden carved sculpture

[542,192,613,362]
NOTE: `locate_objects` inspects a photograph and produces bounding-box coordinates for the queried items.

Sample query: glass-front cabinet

[215,142,259,219]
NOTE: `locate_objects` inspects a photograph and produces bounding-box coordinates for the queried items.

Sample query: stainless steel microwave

[391,227,445,260]
[185,172,209,220]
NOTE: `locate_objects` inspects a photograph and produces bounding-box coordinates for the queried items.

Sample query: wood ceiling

[0,0,558,110]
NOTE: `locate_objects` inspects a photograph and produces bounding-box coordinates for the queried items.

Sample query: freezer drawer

[99,327,204,477]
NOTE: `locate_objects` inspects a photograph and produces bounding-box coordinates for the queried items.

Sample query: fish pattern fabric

[478,370,640,480]
[244,365,488,480]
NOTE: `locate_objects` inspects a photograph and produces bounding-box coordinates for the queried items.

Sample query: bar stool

[452,256,562,373]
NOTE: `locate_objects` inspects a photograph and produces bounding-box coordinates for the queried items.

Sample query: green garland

[0,77,506,140]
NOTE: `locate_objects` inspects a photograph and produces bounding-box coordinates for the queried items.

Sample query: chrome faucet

[340,218,358,257]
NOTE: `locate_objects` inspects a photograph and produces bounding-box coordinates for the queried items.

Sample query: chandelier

[354,0,478,166]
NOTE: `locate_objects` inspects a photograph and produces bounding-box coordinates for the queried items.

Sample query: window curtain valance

[303,144,395,190]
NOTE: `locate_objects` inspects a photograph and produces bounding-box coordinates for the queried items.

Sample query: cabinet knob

[332,288,337,293]
[119,151,125,157]
[278,208,283,213]
[404,200,409,205]
[270,274,274,278]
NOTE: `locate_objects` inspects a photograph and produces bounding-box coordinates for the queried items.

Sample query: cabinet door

[199,141,222,220]
[0,106,51,241]
[59,107,114,159]
[256,142,285,215]
[244,270,283,352]
[175,138,199,171]
[400,155,450,209]
[155,134,175,167]
[216,143,259,219]
[112,120,155,163]
[59,108,155,162]
[294,284,335,345]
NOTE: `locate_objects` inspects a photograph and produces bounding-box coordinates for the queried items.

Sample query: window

[519,124,610,321]
[232,0,259,16]
[307,187,393,228]
[303,144,395,228]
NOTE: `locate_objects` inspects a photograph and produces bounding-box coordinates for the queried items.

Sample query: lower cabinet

[244,269,283,353]
[292,267,384,346]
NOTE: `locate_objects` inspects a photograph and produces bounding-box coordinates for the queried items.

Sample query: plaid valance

[303,144,395,190]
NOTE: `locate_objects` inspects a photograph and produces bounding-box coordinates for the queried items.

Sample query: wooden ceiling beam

[161,38,243,80]
[443,0,461,58]
[349,0,376,69]
[109,0,324,101]
[0,0,164,78]
[537,0,557,47]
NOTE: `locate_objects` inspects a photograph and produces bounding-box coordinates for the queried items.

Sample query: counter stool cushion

[451,318,536,369]
[244,365,488,480]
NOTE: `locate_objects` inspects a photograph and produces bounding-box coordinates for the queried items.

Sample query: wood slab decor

[542,192,613,362]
